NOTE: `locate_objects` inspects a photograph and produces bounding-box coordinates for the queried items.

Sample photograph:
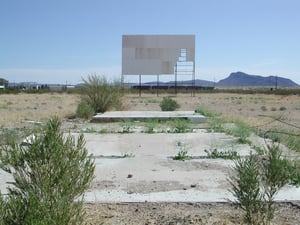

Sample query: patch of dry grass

[0,93,80,127]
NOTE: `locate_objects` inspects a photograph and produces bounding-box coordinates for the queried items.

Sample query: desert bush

[81,74,123,113]
[76,100,95,119]
[261,145,291,222]
[229,144,294,225]
[261,105,267,111]
[160,97,180,111]
[0,117,95,225]
[229,153,263,225]
[279,106,287,111]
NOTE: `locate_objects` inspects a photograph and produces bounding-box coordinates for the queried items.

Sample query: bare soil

[1,92,300,224]
[83,202,300,225]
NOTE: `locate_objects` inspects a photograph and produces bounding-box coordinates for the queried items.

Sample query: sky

[0,0,300,85]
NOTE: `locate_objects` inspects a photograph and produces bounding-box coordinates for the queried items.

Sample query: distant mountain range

[141,79,215,87]
[2,71,299,88]
[217,72,299,87]
[131,71,299,88]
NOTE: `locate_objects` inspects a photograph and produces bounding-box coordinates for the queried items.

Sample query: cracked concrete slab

[1,129,300,203]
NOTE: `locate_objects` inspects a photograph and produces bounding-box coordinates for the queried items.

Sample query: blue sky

[0,0,299,84]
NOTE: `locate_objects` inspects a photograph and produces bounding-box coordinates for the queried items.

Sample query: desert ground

[2,92,300,130]
[1,91,300,224]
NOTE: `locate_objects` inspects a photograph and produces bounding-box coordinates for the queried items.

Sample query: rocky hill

[217,72,298,87]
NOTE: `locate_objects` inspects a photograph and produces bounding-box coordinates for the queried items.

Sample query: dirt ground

[83,202,300,225]
[1,91,300,224]
[1,92,300,130]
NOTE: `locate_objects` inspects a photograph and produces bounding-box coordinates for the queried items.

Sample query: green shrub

[229,144,294,225]
[81,74,123,113]
[288,160,300,187]
[171,119,189,133]
[76,100,95,119]
[0,118,95,225]
[262,145,292,222]
[160,97,180,111]
[261,105,267,111]
[229,153,263,225]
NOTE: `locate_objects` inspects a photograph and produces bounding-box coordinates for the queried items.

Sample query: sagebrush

[0,118,95,225]
[81,74,123,113]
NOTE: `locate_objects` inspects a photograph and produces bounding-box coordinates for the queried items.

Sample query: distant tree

[0,78,8,88]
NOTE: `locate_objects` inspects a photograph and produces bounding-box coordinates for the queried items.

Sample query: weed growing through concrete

[205,148,240,160]
[143,118,160,134]
[173,149,192,161]
[173,141,192,161]
[118,120,134,133]
[170,119,190,133]
[121,152,135,158]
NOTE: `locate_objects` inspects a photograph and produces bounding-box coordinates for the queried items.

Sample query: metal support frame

[157,75,159,96]
[139,74,141,97]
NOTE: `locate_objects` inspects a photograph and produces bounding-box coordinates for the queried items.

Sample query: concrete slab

[92,111,206,123]
[80,132,300,202]
[1,131,299,203]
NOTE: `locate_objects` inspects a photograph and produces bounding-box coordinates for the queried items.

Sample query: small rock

[190,184,197,188]
[127,174,133,178]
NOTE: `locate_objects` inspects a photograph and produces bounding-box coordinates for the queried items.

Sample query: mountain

[142,79,215,87]
[217,72,299,87]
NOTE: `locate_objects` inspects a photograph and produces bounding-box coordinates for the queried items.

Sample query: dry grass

[123,93,300,130]
[0,93,80,127]
[1,92,300,133]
